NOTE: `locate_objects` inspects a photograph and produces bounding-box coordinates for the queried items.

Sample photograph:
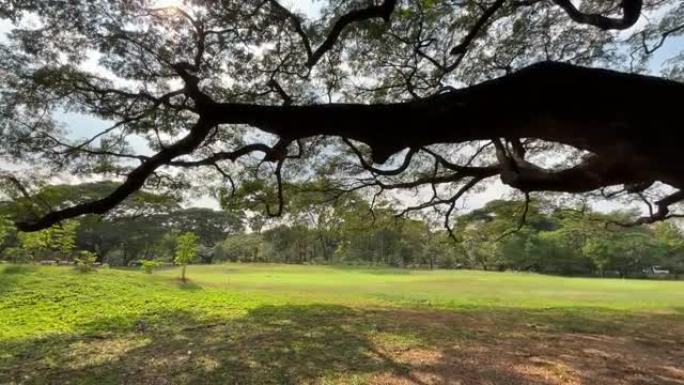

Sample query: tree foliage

[15,220,79,260]
[0,0,681,233]
[175,231,199,281]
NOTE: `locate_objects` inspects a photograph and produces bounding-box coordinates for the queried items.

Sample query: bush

[74,251,97,273]
[139,259,162,274]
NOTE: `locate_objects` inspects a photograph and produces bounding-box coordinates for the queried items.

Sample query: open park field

[1,263,683,384]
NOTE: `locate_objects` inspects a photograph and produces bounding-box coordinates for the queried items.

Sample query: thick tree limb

[493,139,645,193]
[552,0,642,30]
[206,61,683,187]
[15,61,684,231]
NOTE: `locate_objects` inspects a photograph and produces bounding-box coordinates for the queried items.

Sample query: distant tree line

[1,182,683,278]
[217,198,684,278]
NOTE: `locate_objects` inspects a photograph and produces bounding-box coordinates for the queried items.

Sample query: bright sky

[0,3,682,212]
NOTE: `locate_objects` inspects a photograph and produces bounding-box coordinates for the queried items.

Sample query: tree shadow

[176,281,203,291]
[1,265,37,275]
[0,264,37,294]
[1,305,682,385]
[327,265,414,275]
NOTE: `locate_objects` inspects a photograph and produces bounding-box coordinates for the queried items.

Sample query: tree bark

[206,61,683,190]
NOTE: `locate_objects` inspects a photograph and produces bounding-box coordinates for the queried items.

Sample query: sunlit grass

[157,263,684,311]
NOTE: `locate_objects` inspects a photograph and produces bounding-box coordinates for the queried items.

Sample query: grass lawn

[1,263,683,384]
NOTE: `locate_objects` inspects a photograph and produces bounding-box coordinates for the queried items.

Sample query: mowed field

[1,264,683,385]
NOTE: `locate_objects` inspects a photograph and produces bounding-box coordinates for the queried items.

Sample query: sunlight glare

[153,0,183,8]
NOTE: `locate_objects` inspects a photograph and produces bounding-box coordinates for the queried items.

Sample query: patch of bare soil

[369,310,684,385]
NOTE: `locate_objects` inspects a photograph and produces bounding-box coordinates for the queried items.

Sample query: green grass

[153,263,684,311]
[1,263,683,385]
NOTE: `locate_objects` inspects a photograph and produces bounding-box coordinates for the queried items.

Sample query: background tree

[1,178,681,279]
[52,220,80,260]
[653,222,684,277]
[0,216,14,254]
[16,229,52,261]
[175,232,199,282]
[16,220,80,261]
[167,208,244,262]
[214,233,263,263]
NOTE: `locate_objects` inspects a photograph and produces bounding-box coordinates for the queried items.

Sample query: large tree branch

[499,156,646,193]
[15,61,684,231]
[552,0,642,30]
[206,61,683,186]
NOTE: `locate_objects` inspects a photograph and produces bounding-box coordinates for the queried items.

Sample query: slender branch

[343,138,417,176]
[168,143,272,167]
[269,0,313,59]
[634,190,684,224]
[268,78,293,106]
[450,0,506,55]
[15,118,216,231]
[266,158,286,217]
[494,192,531,241]
[640,23,684,55]
[399,175,487,216]
[306,0,397,67]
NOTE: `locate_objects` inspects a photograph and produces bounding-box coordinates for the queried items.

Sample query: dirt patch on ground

[368,309,684,385]
[3,305,683,385]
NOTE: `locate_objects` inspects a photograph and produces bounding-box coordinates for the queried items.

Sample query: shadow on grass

[327,264,414,275]
[1,265,37,275]
[0,265,38,294]
[2,304,683,385]
[177,281,203,291]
